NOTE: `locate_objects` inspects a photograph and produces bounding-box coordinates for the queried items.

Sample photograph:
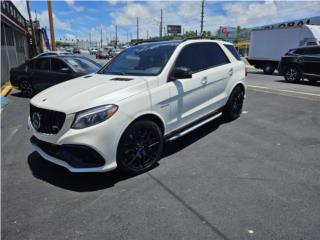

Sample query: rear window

[223,44,241,61]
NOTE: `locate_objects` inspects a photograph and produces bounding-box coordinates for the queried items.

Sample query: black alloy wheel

[223,87,244,121]
[20,80,34,98]
[117,120,164,175]
[284,66,301,82]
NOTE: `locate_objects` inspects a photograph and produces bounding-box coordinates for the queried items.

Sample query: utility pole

[136,16,139,40]
[47,0,56,51]
[126,29,128,43]
[89,31,91,48]
[100,27,102,48]
[115,25,118,48]
[160,8,163,38]
[26,0,37,55]
[147,30,149,39]
[200,0,204,36]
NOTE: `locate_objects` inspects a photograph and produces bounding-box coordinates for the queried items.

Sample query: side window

[304,47,320,55]
[202,43,230,68]
[223,44,241,61]
[51,59,69,72]
[175,43,203,73]
[34,59,50,71]
[294,49,305,55]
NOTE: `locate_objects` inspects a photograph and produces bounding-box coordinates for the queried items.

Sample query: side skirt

[165,108,223,142]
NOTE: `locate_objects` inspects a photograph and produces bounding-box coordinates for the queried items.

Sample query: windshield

[64,57,100,72]
[98,42,178,76]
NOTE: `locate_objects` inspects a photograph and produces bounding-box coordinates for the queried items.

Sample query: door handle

[201,77,208,85]
[228,69,233,76]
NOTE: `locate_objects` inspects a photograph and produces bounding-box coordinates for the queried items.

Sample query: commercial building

[1,0,31,84]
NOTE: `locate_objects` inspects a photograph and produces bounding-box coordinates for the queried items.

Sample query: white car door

[166,43,209,131]
[200,42,234,112]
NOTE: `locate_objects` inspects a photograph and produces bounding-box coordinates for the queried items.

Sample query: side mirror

[171,67,192,80]
[60,67,71,73]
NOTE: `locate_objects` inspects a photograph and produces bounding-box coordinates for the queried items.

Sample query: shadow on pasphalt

[11,92,30,99]
[28,116,229,192]
[275,79,320,87]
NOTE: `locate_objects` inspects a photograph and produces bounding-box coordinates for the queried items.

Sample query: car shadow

[275,79,320,87]
[28,116,228,192]
[248,71,280,76]
[11,92,30,99]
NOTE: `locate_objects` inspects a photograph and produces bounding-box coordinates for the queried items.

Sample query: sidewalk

[1,82,12,108]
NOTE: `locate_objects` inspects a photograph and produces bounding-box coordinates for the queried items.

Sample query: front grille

[30,104,66,134]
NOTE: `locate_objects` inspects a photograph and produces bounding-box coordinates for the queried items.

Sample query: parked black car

[285,46,320,56]
[73,48,81,54]
[10,56,101,97]
[278,46,320,82]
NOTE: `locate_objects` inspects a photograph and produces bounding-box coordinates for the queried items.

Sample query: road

[2,63,320,240]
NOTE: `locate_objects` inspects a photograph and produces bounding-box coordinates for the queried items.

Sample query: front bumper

[28,110,130,172]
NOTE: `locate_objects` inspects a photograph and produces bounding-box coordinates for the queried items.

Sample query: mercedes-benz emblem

[32,112,41,130]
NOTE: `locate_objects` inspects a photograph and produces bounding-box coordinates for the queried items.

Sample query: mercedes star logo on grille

[32,112,41,130]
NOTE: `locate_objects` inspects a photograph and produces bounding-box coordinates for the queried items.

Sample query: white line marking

[247,85,320,97]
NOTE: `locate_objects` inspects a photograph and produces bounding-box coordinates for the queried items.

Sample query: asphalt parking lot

[2,64,320,240]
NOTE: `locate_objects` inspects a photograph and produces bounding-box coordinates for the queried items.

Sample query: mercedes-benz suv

[29,39,246,174]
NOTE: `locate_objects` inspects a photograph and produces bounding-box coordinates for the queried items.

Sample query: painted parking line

[247,85,320,97]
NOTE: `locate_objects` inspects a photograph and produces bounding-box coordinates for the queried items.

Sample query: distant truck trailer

[247,25,320,74]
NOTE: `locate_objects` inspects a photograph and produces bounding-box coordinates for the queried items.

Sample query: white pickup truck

[248,24,320,74]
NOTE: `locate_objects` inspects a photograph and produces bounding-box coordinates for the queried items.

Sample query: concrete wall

[1,22,29,85]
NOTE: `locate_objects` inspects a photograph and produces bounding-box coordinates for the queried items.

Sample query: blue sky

[14,0,320,43]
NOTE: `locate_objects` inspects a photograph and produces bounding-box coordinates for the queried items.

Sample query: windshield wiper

[107,71,127,75]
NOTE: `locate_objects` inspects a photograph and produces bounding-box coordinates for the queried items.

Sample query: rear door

[302,47,320,76]
[200,42,233,112]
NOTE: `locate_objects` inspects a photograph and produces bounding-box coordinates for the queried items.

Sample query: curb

[1,83,12,97]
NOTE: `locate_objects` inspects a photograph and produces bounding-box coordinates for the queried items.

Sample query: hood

[30,74,152,114]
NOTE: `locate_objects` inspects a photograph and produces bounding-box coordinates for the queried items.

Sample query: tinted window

[202,43,230,68]
[34,59,50,71]
[223,44,241,61]
[304,47,320,55]
[175,43,203,72]
[294,49,305,55]
[175,43,230,73]
[51,59,69,72]
[64,57,99,73]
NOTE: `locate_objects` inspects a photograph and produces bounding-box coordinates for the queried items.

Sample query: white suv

[29,39,246,174]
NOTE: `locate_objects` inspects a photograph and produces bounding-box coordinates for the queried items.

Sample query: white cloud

[37,10,71,31]
[65,0,84,12]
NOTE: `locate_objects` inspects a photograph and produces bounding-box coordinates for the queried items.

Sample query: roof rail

[182,36,228,42]
[133,38,182,45]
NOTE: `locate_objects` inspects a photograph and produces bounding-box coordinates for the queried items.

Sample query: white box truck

[248,25,320,74]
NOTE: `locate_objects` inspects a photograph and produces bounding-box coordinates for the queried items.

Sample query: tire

[20,80,34,98]
[284,66,301,82]
[263,63,275,75]
[117,120,164,175]
[223,86,244,121]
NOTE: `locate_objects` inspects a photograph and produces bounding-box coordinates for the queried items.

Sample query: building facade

[1,0,29,85]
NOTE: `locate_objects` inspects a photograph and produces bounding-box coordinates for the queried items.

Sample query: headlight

[71,105,118,129]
